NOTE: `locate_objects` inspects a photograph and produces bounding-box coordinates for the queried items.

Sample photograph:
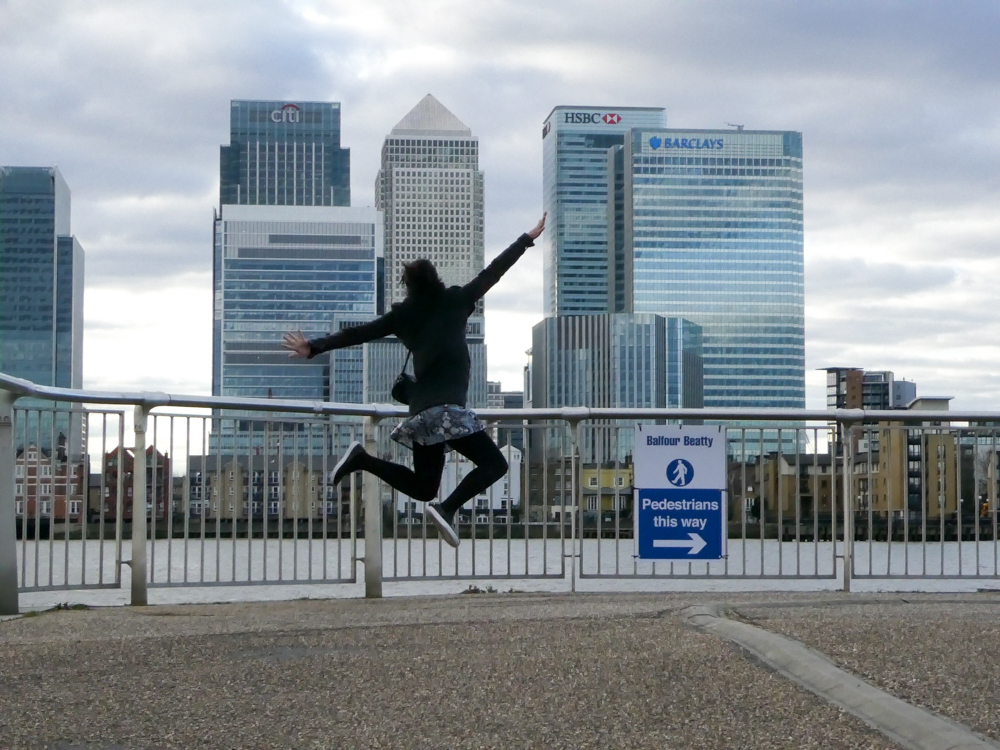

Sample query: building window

[69,501,81,515]
[268,500,279,515]
[15,465,24,478]
[587,497,598,512]
[15,483,23,496]
[616,476,625,487]
[40,500,52,516]
[588,476,598,488]
[15,501,23,515]
[41,465,52,477]
[41,484,51,495]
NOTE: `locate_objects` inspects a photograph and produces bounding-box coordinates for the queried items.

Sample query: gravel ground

[734,595,1000,744]
[0,593,899,749]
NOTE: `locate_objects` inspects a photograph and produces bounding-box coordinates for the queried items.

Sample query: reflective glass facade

[530,314,702,409]
[220,100,350,207]
[212,205,382,403]
[623,129,805,408]
[541,106,666,316]
[0,167,83,390]
[0,166,85,450]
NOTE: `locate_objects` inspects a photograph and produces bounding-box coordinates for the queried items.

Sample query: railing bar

[866,427,873,577]
[292,424,300,582]
[811,429,818,576]
[992,428,998,575]
[199,418,207,584]
[214,416,223,584]
[777,427,783,576]
[149,415,157,585]
[262,421,270,583]
[277,422,285,583]
[307,423,314,581]
[759,428,765,577]
[45,411,54,587]
[97,413,107,586]
[506,430,513,576]
[956,428,963,577]
[115,417,124,587]
[246,420,253,583]
[974,429,981,575]
[321,424,328,581]
[794,429,800,576]
[166,416,175,584]
[921,430,927,576]
[182,417,191,585]
[522,423,529,576]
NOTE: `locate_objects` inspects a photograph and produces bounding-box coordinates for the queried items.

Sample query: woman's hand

[282,330,311,358]
[527,213,546,240]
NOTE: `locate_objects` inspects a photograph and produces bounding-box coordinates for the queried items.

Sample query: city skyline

[1,2,998,410]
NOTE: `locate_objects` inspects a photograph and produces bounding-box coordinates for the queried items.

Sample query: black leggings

[357,430,508,515]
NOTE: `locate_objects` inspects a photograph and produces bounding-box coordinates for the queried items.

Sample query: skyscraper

[211,204,381,402]
[375,94,484,309]
[220,100,350,207]
[617,128,805,408]
[0,166,85,451]
[373,94,488,407]
[530,314,702,410]
[0,167,84,391]
[541,106,667,316]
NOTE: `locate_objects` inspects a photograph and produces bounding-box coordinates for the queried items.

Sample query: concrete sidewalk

[0,592,994,749]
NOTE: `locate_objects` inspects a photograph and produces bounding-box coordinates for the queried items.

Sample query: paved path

[0,592,995,749]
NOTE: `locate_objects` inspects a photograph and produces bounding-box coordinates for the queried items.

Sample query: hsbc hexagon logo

[603,113,621,124]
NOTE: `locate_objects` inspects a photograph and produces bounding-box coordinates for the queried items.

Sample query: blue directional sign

[636,488,725,560]
[634,425,726,560]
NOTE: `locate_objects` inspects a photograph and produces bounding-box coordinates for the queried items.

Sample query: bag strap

[399,350,412,376]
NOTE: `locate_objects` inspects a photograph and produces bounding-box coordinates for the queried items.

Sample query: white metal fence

[4,371,1000,613]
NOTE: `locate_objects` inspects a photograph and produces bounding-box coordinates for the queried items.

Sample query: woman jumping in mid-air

[282,214,545,547]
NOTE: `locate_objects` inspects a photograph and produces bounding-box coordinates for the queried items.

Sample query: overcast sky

[2,0,998,409]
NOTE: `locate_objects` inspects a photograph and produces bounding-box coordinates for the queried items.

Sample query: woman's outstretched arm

[461,214,545,304]
[283,310,397,359]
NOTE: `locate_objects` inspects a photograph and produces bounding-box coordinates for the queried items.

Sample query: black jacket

[308,233,534,415]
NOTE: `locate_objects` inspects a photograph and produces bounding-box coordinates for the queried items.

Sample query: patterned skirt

[390,404,486,450]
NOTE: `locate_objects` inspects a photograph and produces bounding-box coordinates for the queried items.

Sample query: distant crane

[725,122,744,131]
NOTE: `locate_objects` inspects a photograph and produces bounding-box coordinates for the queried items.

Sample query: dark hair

[402,258,445,299]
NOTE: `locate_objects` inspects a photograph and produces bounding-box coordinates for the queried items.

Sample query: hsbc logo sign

[563,111,623,125]
[270,103,301,123]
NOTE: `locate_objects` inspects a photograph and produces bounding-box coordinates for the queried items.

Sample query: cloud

[2,0,1000,407]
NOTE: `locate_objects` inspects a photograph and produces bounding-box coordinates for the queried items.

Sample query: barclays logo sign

[649,136,723,150]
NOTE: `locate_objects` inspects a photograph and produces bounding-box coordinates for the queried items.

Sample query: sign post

[634,425,726,561]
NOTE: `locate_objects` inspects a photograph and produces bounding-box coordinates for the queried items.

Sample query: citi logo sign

[563,111,622,125]
[270,104,301,123]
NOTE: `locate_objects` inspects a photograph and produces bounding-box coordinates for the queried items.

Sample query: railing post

[0,390,19,615]
[131,405,149,606]
[841,419,855,593]
[363,416,382,598]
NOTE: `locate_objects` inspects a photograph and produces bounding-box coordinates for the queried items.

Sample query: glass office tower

[541,106,666,316]
[220,100,350,207]
[212,205,381,403]
[0,166,85,451]
[620,128,805,408]
[530,314,702,410]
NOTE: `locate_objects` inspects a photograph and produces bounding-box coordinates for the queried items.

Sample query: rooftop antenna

[725,122,744,131]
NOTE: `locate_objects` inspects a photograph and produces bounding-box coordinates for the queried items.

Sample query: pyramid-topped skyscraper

[376,94,484,308]
[373,94,487,408]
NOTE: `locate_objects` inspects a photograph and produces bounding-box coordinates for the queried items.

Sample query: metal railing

[4,370,1000,613]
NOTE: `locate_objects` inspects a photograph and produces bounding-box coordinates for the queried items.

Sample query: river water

[14,536,1000,610]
